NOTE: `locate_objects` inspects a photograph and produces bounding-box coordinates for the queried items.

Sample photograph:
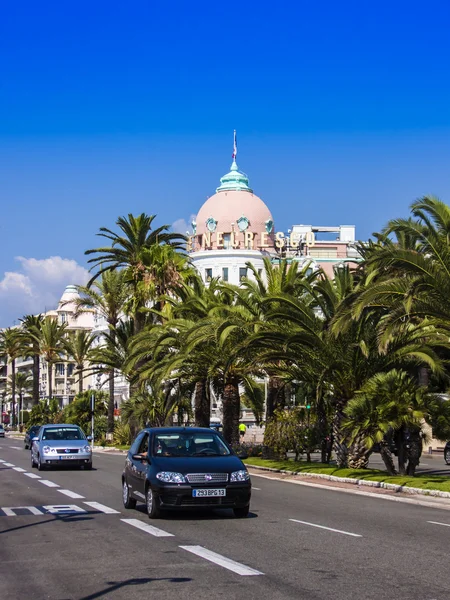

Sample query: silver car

[31,424,92,470]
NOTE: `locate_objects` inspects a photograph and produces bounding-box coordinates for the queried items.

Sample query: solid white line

[24,473,41,479]
[252,487,261,490]
[13,467,26,472]
[3,463,15,467]
[289,519,362,537]
[427,521,450,528]
[83,501,119,514]
[57,489,85,499]
[121,518,174,537]
[39,480,60,488]
[180,546,264,576]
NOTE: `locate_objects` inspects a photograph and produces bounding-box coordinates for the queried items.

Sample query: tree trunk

[107,371,115,434]
[406,429,422,476]
[48,362,53,400]
[395,427,407,475]
[194,379,210,427]
[32,354,40,405]
[222,377,240,447]
[78,365,83,395]
[380,432,397,475]
[332,399,348,467]
[347,434,371,469]
[19,391,23,431]
[316,393,329,463]
[11,359,16,429]
[266,376,285,420]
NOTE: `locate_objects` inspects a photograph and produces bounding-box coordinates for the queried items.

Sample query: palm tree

[64,330,97,394]
[0,328,24,428]
[19,314,44,405]
[71,270,130,435]
[85,213,186,333]
[8,371,33,426]
[39,318,67,400]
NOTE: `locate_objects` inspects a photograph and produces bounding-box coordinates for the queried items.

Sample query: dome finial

[231,129,238,170]
[216,131,253,192]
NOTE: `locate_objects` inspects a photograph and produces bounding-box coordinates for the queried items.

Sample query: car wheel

[233,506,250,518]
[122,479,137,509]
[445,450,450,465]
[84,462,93,471]
[37,454,46,471]
[24,443,28,450]
[31,452,37,468]
[146,486,161,519]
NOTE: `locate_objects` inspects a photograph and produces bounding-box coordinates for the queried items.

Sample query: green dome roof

[216,160,253,193]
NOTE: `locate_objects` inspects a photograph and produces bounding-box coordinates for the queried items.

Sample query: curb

[245,464,450,499]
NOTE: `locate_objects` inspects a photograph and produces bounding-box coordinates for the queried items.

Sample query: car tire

[31,452,37,469]
[24,443,28,450]
[122,479,137,509]
[233,506,250,518]
[445,450,450,465]
[84,462,93,470]
[37,454,46,471]
[145,486,161,519]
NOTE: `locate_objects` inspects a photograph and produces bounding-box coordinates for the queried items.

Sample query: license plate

[59,455,76,460]
[192,488,226,497]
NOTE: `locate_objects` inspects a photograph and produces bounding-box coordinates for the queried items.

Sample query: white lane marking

[83,501,119,514]
[43,505,86,514]
[57,489,85,499]
[3,462,15,467]
[24,473,41,479]
[428,521,450,528]
[9,446,22,450]
[252,487,261,490]
[39,480,60,488]
[2,506,44,516]
[13,467,26,472]
[289,518,362,538]
[180,545,264,576]
[0,459,5,463]
[121,518,174,537]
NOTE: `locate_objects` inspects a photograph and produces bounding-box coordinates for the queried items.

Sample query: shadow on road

[79,577,192,600]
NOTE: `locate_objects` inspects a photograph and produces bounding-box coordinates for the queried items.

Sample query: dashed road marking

[180,545,264,576]
[42,505,86,514]
[57,489,85,499]
[38,480,60,488]
[24,473,41,479]
[289,518,362,538]
[427,521,450,528]
[0,459,5,463]
[2,506,44,516]
[83,501,119,514]
[12,467,26,472]
[3,463,15,467]
[121,518,174,537]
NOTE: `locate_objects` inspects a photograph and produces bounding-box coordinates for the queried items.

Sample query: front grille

[185,473,228,484]
[56,449,79,454]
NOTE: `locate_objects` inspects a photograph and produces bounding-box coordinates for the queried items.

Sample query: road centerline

[121,518,174,537]
[12,467,26,472]
[83,501,120,514]
[38,480,60,488]
[180,545,264,576]
[24,473,41,479]
[427,520,450,528]
[57,489,85,499]
[289,518,362,537]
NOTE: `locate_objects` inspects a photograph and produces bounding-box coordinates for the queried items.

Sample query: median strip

[289,518,362,537]
[121,518,174,537]
[180,545,264,576]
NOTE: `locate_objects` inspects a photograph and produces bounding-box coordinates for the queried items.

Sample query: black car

[24,425,41,450]
[122,427,251,519]
[445,442,450,465]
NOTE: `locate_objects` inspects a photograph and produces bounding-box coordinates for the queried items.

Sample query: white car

[31,424,92,470]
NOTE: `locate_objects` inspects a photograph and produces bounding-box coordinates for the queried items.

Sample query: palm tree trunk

[332,398,348,467]
[19,391,23,431]
[78,365,83,395]
[222,376,240,447]
[395,427,407,475]
[48,363,53,400]
[107,371,115,434]
[194,379,210,427]
[11,359,16,429]
[33,355,40,405]
[316,392,329,463]
[266,376,285,419]
[347,434,371,469]
[379,440,397,476]
[406,429,422,476]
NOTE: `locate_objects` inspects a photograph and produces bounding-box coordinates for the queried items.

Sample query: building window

[55,363,65,376]
[223,233,231,249]
[222,267,229,282]
[59,312,67,324]
[239,267,247,282]
[205,268,213,282]
[67,364,74,376]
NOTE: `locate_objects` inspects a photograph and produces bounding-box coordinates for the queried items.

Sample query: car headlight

[82,445,92,453]
[230,469,250,482]
[42,446,57,454]
[156,471,186,483]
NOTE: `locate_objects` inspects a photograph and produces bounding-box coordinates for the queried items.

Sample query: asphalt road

[1,438,450,600]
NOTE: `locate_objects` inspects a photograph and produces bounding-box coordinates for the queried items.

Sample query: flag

[232,130,237,159]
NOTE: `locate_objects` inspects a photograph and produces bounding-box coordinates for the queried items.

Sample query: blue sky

[1,0,450,326]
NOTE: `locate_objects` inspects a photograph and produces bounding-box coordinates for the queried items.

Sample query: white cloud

[0,256,89,327]
[171,214,197,235]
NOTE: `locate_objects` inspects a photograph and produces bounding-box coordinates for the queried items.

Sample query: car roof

[143,427,219,434]
[40,423,81,429]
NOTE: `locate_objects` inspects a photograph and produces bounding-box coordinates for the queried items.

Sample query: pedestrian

[239,422,247,439]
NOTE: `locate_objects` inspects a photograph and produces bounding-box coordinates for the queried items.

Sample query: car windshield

[153,432,231,457]
[41,427,85,441]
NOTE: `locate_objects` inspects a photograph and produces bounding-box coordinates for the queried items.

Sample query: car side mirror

[132,453,148,462]
[32,437,39,442]
[86,435,92,442]
[237,451,248,459]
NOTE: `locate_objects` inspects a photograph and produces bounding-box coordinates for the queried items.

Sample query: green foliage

[28,399,62,426]
[264,408,320,460]
[113,420,132,446]
[61,390,108,435]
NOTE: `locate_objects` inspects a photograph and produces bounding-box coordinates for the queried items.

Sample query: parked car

[0,425,5,438]
[122,427,251,519]
[24,425,41,449]
[31,424,92,471]
[444,442,450,465]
